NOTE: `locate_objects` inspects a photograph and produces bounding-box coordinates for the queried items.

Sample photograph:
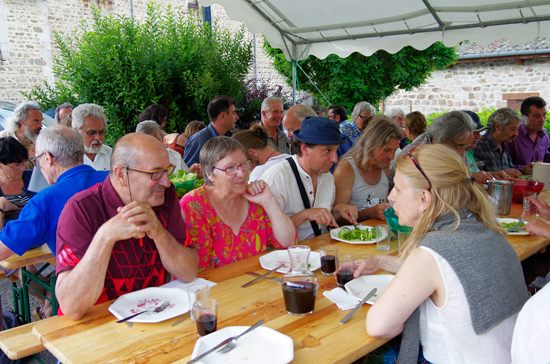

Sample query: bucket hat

[293,116,347,145]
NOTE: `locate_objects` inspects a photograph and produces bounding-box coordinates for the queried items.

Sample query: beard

[84,141,103,154]
[24,128,39,142]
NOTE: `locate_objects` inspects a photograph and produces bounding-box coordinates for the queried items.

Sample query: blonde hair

[394,144,505,258]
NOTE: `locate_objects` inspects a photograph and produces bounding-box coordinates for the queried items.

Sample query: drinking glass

[376,224,391,251]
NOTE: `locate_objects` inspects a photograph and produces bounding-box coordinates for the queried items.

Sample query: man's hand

[490,170,511,180]
[370,202,392,220]
[118,201,165,240]
[303,208,338,228]
[503,169,522,178]
[471,171,492,184]
[525,219,550,239]
[333,204,358,225]
[521,162,536,175]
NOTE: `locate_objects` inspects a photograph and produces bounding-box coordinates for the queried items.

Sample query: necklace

[264,150,277,163]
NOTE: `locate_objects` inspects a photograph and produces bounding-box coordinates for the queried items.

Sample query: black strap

[286,157,322,237]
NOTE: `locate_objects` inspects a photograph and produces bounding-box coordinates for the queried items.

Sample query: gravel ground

[1,277,56,364]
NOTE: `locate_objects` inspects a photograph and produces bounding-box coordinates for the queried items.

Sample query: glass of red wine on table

[193,299,218,337]
[336,254,355,287]
[319,245,338,275]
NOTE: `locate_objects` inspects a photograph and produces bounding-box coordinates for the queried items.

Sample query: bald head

[110,133,168,174]
[283,104,317,140]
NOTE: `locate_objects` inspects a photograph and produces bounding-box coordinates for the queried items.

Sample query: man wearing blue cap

[261,117,358,241]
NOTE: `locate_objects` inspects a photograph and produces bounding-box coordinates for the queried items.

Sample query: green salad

[170,170,197,183]
[337,227,376,241]
[501,221,526,229]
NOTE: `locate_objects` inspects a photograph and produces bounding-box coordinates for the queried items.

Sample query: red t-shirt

[56,177,188,306]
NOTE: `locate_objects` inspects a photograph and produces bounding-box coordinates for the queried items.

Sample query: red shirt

[56,177,188,306]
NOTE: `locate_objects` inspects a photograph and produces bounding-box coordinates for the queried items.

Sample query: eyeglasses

[214,160,252,176]
[6,161,28,170]
[125,165,175,180]
[31,152,53,167]
[450,140,471,150]
[357,114,372,120]
[80,128,106,137]
[405,149,431,191]
[328,113,337,119]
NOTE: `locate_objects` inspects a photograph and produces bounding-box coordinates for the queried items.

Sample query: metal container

[487,180,514,215]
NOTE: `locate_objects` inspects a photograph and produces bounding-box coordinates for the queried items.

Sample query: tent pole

[292,44,297,105]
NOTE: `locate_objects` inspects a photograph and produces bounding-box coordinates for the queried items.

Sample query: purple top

[505,124,550,168]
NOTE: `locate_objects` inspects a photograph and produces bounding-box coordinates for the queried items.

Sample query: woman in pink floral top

[180,137,296,272]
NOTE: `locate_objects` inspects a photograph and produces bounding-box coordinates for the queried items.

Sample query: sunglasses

[404,146,431,191]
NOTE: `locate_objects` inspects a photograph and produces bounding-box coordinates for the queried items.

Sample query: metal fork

[217,319,264,354]
[116,300,171,323]
[508,203,531,233]
[246,272,281,284]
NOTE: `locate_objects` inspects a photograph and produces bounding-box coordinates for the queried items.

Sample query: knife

[340,288,377,325]
[186,337,234,364]
[241,264,284,288]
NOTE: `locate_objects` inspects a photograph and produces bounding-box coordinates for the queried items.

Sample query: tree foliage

[263,41,458,112]
[24,2,253,145]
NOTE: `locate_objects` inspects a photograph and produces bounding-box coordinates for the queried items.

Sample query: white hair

[71,103,107,130]
[351,101,376,120]
[387,107,408,119]
[7,101,41,132]
[261,97,283,113]
[35,125,84,167]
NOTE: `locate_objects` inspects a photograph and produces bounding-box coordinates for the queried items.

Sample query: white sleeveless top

[345,157,388,211]
[419,247,517,364]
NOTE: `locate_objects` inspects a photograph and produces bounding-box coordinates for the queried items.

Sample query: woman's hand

[529,196,550,220]
[525,219,550,239]
[0,197,18,212]
[352,257,381,277]
[243,180,274,206]
[189,164,202,179]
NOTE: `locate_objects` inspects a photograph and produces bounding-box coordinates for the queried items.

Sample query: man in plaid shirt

[473,108,522,178]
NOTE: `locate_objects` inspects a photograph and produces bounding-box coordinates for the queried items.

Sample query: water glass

[397,226,412,254]
[188,284,210,321]
[193,299,218,337]
[376,224,391,251]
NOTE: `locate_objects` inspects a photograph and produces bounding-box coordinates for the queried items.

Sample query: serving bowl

[505,179,544,203]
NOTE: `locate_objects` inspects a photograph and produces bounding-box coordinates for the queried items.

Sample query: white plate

[108,287,189,323]
[191,326,293,364]
[259,250,321,273]
[497,218,529,236]
[344,275,395,305]
[330,225,380,244]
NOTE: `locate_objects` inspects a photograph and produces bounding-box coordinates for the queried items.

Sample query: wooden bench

[0,322,45,360]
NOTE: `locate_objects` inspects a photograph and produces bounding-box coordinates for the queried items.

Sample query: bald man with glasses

[55,133,198,320]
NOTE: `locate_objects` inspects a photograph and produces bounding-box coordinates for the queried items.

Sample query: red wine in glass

[196,314,217,336]
[337,270,353,286]
[321,255,337,274]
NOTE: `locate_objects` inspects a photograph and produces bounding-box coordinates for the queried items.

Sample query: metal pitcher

[487,180,514,215]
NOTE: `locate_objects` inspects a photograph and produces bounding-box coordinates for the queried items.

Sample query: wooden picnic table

[26,206,550,363]
[0,244,55,270]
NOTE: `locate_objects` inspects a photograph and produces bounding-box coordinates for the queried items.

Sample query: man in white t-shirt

[261,117,358,241]
[71,103,112,171]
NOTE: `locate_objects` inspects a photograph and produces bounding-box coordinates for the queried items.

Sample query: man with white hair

[282,104,317,141]
[71,103,111,171]
[260,97,290,154]
[0,101,43,142]
[339,101,376,146]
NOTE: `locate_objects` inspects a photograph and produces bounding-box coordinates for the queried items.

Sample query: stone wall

[0,0,287,102]
[383,57,550,115]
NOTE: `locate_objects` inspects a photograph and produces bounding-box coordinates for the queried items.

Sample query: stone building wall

[383,57,550,115]
[0,0,287,102]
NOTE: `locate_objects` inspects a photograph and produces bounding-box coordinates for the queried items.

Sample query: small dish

[497,218,529,236]
[330,225,380,244]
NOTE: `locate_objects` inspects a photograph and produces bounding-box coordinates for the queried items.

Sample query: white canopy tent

[199,0,550,103]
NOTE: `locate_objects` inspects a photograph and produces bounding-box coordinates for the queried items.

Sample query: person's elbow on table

[366,313,402,339]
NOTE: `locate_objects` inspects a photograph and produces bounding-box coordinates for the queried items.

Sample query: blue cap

[293,116,347,145]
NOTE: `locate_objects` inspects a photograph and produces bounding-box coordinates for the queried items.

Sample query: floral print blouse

[180,186,283,272]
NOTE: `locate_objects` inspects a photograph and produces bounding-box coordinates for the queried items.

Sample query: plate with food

[497,218,529,236]
[259,250,321,273]
[330,225,380,244]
